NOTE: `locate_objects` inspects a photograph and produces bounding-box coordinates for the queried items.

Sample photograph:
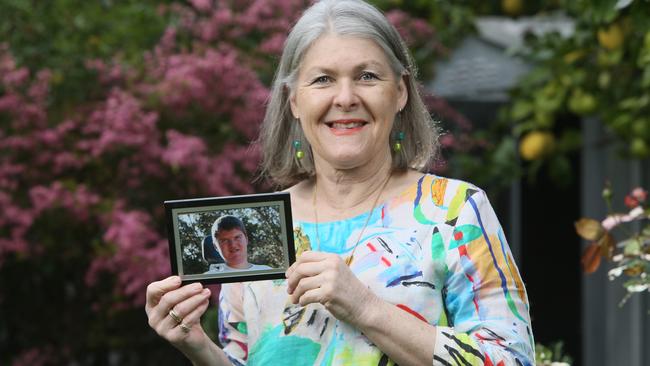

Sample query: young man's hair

[211,215,247,241]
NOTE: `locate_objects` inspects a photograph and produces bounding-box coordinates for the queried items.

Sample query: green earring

[293,140,304,159]
[393,131,404,152]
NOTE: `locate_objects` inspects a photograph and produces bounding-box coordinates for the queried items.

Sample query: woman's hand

[145,276,212,354]
[285,251,379,325]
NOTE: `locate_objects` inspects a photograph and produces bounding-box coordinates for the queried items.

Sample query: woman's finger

[150,282,204,325]
[154,288,210,336]
[294,250,331,263]
[174,296,211,336]
[297,286,327,307]
[286,261,329,294]
[173,288,212,321]
[289,272,326,304]
[145,276,181,314]
[286,252,338,279]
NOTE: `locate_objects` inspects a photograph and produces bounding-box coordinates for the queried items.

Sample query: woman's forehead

[299,35,392,71]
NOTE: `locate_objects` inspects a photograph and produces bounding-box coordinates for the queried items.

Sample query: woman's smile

[326,119,368,135]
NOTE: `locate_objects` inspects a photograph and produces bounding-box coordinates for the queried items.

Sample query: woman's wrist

[175,334,221,366]
[351,288,386,332]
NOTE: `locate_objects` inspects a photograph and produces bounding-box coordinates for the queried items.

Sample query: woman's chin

[319,152,383,171]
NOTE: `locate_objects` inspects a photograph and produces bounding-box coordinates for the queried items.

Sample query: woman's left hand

[285,251,379,325]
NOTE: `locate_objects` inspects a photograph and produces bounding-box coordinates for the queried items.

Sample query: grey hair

[258,0,438,187]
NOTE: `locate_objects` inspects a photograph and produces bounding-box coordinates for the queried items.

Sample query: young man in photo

[204,215,271,273]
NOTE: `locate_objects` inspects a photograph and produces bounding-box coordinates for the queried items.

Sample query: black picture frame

[164,192,295,284]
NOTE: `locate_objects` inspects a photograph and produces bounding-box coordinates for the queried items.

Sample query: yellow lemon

[630,138,649,157]
[519,131,555,161]
[502,0,523,16]
[598,23,624,50]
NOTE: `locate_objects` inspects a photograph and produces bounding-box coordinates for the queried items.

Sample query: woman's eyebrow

[355,60,386,70]
[303,60,388,76]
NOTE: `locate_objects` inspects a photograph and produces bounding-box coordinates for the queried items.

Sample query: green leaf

[512,120,539,137]
[511,100,533,121]
[591,0,620,23]
[622,238,641,256]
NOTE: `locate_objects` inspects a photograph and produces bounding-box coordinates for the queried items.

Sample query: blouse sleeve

[434,189,535,366]
[218,283,248,366]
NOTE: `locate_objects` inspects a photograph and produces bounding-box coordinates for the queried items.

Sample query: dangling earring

[393,109,404,152]
[294,139,304,159]
[393,131,404,152]
[293,117,305,160]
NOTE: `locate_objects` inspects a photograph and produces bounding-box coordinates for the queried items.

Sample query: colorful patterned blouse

[218,174,535,365]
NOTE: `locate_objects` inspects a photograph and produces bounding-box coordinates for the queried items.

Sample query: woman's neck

[312,156,393,221]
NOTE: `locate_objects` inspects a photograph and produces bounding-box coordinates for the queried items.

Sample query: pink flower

[624,195,639,209]
[631,187,647,203]
[601,206,647,231]
[260,33,287,54]
[86,207,169,306]
[162,130,207,167]
[190,0,212,13]
[439,134,456,148]
[11,346,54,366]
[3,67,29,88]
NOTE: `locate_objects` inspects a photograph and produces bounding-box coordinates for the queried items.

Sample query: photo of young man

[204,215,272,273]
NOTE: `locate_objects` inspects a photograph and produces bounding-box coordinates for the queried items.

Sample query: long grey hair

[258,0,438,187]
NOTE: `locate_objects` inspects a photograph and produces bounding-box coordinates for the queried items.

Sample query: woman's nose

[333,80,359,111]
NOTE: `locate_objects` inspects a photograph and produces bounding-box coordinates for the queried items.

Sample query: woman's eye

[360,72,378,81]
[311,75,331,84]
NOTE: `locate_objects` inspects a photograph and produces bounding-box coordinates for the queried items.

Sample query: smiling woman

[144,1,535,365]
[289,35,407,172]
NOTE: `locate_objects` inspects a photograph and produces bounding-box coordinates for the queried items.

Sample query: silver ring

[168,309,183,324]
[179,322,191,333]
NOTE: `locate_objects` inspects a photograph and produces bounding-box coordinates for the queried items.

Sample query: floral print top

[218,174,535,365]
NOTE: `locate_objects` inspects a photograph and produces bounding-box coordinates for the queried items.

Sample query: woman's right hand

[145,276,212,354]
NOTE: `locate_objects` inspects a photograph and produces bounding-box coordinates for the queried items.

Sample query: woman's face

[290,34,408,171]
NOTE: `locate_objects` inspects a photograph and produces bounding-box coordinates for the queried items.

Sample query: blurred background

[0,0,648,365]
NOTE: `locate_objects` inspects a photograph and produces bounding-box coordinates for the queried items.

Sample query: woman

[145,1,535,365]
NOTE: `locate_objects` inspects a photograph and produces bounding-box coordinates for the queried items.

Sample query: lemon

[598,23,624,50]
[630,138,649,157]
[502,0,523,16]
[519,131,555,161]
[568,89,597,115]
[563,50,584,64]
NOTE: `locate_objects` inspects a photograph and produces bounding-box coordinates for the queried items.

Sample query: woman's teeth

[330,122,364,129]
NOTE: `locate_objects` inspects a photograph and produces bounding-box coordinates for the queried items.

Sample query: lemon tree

[503,0,650,178]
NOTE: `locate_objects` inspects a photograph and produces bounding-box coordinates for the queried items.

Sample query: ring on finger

[169,309,183,324]
[179,322,191,333]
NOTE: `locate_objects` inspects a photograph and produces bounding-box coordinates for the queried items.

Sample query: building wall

[581,118,650,366]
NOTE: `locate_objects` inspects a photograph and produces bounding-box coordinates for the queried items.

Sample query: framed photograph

[164,192,295,284]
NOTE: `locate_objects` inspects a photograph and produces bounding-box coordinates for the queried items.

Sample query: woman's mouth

[325,120,367,135]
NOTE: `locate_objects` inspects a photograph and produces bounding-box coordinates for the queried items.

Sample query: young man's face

[215,228,249,268]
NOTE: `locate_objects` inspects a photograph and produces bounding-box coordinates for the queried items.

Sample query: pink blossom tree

[0,1,470,364]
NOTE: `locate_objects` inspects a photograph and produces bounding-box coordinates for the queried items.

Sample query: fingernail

[203,288,211,296]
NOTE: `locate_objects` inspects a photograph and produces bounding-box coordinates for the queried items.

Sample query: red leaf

[598,232,615,260]
[581,243,602,274]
